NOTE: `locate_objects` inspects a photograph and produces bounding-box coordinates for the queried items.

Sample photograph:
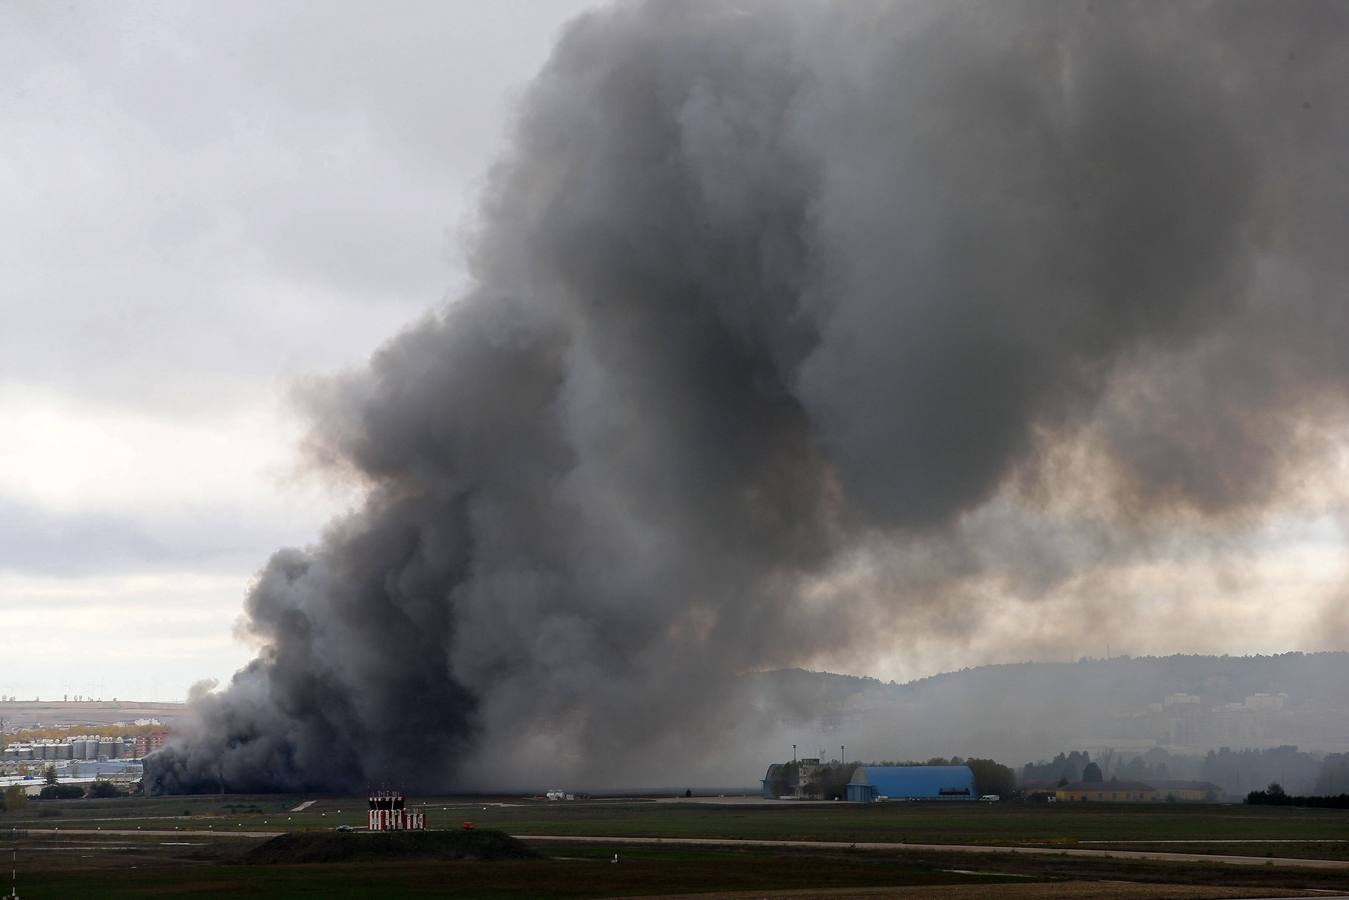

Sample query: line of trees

[0,768,129,804]
[1023,745,1349,798]
[39,784,85,800]
[1246,783,1349,809]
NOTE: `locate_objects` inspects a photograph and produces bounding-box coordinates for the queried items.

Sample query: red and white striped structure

[367,790,426,831]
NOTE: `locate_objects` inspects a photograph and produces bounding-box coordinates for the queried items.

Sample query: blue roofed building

[845,765,976,802]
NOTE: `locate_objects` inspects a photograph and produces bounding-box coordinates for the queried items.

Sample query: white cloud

[0,0,595,698]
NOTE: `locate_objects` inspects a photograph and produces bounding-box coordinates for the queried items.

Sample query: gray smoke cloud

[150,0,1349,792]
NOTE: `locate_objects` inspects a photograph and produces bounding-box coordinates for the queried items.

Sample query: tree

[38,784,83,800]
[86,781,123,799]
[1314,753,1349,796]
[1082,762,1103,783]
[821,763,858,800]
[1120,757,1148,780]
[43,765,58,786]
[2,786,27,812]
[964,758,1016,797]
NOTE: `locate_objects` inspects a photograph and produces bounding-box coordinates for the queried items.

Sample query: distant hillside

[889,652,1349,708]
[748,652,1349,766]
[0,700,189,731]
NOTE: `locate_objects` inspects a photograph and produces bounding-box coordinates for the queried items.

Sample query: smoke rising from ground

[151,0,1349,792]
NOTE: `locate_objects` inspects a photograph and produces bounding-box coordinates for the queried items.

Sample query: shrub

[85,781,124,799]
[38,784,85,800]
[1,786,27,812]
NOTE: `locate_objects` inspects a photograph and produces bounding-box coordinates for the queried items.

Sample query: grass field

[3,795,1349,898]
[4,832,1346,900]
[8,794,1349,857]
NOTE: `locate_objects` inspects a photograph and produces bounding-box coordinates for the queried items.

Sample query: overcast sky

[3,1,1346,704]
[0,0,593,701]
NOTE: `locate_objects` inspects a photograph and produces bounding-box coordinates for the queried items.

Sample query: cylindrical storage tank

[56,743,72,760]
[18,746,33,760]
[97,739,115,759]
[80,738,95,759]
[36,743,49,760]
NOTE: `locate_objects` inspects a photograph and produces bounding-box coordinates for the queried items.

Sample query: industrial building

[133,732,168,756]
[761,758,831,799]
[1054,779,1222,802]
[1054,779,1157,802]
[1,735,137,761]
[845,765,976,802]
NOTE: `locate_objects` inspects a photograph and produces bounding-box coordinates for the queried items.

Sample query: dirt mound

[241,829,537,865]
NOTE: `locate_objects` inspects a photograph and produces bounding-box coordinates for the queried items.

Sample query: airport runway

[22,827,1349,873]
[513,834,1349,871]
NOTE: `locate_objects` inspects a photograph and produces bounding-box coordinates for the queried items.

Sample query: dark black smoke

[150,0,1349,792]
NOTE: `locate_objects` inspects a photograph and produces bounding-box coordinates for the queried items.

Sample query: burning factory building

[367,790,425,831]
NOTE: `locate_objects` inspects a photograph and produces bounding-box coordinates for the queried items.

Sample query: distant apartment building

[133,732,168,757]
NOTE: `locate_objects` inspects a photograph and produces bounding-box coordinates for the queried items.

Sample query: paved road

[513,834,1349,870]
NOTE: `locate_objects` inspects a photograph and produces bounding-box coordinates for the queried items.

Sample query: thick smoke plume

[151,0,1349,792]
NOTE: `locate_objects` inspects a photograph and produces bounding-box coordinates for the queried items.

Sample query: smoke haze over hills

[754,652,1349,798]
[150,1,1349,793]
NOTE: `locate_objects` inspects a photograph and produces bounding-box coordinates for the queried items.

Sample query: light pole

[9,825,18,900]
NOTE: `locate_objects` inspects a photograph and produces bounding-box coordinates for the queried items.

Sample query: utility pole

[841,745,846,767]
[792,744,796,764]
